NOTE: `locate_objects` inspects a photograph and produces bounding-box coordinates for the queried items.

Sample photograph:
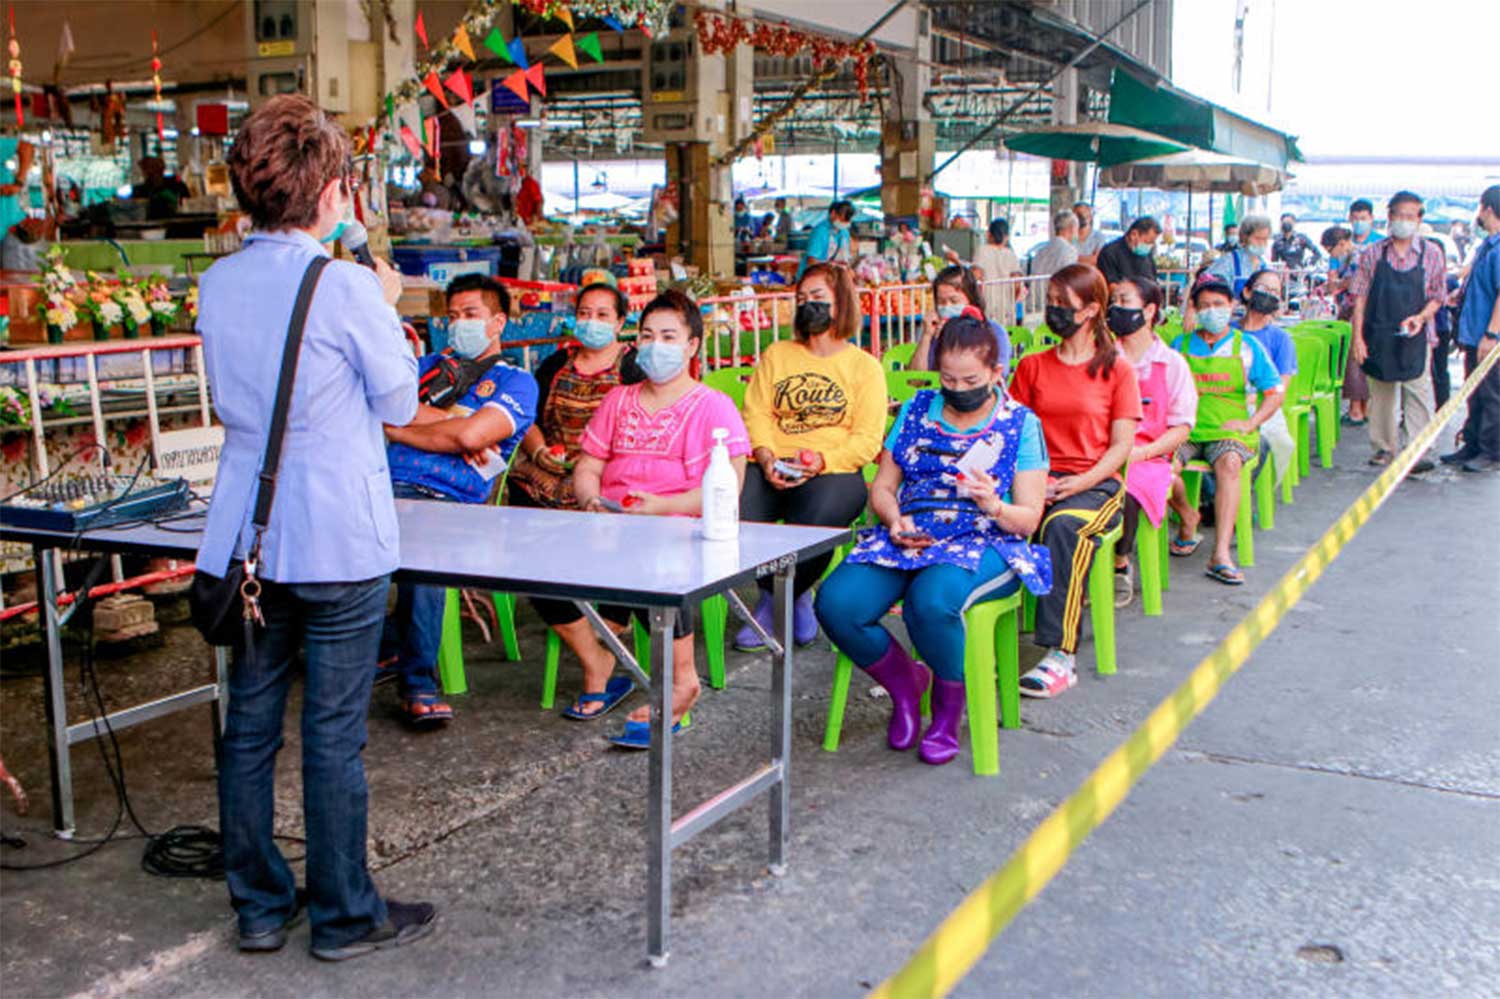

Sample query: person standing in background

[1074,201,1108,266]
[1096,216,1161,285]
[1216,223,1240,254]
[199,93,436,963]
[798,200,854,278]
[1272,213,1321,271]
[0,136,33,239]
[1443,184,1500,473]
[1030,210,1079,278]
[971,217,1021,325]
[1322,224,1369,425]
[1207,215,1273,298]
[1349,191,1445,473]
[1348,198,1381,250]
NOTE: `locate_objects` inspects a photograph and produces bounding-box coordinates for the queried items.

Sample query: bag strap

[250,255,332,539]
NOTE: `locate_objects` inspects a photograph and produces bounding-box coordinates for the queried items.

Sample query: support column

[880,23,932,224]
[1050,66,1081,215]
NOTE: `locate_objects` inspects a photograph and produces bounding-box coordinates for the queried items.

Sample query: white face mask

[1389,218,1419,240]
[448,318,491,359]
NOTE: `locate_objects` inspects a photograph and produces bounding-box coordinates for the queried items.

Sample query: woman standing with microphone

[196,94,436,961]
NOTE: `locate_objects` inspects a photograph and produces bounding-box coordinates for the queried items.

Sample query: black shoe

[1440,447,1477,465]
[1460,456,1500,474]
[239,888,308,953]
[310,900,438,962]
[1410,458,1436,474]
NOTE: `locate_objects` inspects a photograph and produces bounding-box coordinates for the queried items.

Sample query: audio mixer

[0,474,192,533]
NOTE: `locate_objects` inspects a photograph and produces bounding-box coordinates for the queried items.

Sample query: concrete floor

[1,416,1496,999]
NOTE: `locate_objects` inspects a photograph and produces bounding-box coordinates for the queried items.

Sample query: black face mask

[1045,304,1083,339]
[940,384,994,413]
[794,301,833,335]
[1247,290,1281,315]
[1281,222,1295,234]
[1106,305,1146,336]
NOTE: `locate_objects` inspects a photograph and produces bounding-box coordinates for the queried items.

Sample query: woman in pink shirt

[1106,276,1198,606]
[570,290,751,748]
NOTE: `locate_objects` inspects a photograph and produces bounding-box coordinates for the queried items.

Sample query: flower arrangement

[0,385,27,429]
[184,284,198,323]
[36,244,81,343]
[143,275,179,334]
[111,271,153,338]
[81,271,125,338]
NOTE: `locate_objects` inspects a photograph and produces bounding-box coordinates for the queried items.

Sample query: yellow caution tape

[870,343,1500,999]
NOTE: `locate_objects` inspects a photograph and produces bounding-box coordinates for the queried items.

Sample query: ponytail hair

[1049,263,1116,379]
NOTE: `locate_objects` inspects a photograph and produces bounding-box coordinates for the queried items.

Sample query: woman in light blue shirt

[198,94,435,961]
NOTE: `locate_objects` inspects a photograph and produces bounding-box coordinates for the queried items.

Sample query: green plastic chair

[1135,508,1169,617]
[1019,521,1124,674]
[540,615,694,726]
[885,368,943,404]
[702,365,756,410]
[1292,326,1347,466]
[1178,459,1257,568]
[882,341,919,372]
[822,589,1024,777]
[1285,335,1328,480]
[1007,326,1034,358]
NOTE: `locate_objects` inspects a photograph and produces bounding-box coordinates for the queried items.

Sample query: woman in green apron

[1167,275,1285,585]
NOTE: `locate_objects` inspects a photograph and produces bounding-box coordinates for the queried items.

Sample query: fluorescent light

[116,184,133,198]
[468,138,486,154]
[190,127,200,136]
[163,128,180,139]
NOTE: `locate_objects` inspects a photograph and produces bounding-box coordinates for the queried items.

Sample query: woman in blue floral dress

[815,311,1052,766]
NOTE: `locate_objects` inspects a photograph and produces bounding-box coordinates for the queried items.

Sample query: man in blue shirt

[1444,184,1500,472]
[1207,214,1272,298]
[1349,198,1381,250]
[798,200,853,278]
[382,274,538,725]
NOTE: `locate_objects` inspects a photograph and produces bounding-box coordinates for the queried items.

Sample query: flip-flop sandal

[607,714,691,750]
[1169,536,1202,557]
[561,675,635,721]
[401,694,453,727]
[1206,563,1245,586]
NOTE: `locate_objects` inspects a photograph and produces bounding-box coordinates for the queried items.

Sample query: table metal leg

[211,646,230,746]
[769,565,794,875]
[35,546,74,838]
[646,607,676,967]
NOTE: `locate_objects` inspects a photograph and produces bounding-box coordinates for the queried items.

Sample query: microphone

[339,220,378,269]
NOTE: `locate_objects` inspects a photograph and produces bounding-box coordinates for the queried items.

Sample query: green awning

[1106,69,1302,170]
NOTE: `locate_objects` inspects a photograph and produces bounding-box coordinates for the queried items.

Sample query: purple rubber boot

[793,592,818,646]
[862,639,931,751]
[733,591,775,651]
[918,678,965,765]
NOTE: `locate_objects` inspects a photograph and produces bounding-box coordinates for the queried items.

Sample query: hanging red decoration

[693,10,876,102]
[7,7,22,128]
[151,29,164,142]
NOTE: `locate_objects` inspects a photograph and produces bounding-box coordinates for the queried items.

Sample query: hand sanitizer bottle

[701,427,739,541]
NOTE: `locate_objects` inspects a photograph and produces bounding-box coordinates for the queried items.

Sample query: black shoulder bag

[190,256,331,647]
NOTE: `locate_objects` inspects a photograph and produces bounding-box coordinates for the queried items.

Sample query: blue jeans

[217,575,390,951]
[814,548,1019,681]
[385,482,449,698]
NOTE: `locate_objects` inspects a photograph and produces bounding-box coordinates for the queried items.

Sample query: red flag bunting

[501,69,530,105]
[443,67,473,105]
[399,124,425,160]
[423,117,440,162]
[525,62,546,97]
[414,11,428,48]
[422,70,449,108]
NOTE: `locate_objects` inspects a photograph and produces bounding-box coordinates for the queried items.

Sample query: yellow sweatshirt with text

[742,339,886,474]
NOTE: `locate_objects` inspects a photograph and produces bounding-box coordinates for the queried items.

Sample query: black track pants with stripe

[1033,479,1124,653]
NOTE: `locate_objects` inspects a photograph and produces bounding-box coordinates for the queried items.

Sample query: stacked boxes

[619,259,659,316]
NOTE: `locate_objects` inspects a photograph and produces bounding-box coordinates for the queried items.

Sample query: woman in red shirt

[1008,263,1141,697]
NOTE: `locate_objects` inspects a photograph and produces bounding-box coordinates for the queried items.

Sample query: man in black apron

[1350,191,1445,472]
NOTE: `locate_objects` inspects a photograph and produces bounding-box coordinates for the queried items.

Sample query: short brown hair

[797,263,860,341]
[227,94,349,231]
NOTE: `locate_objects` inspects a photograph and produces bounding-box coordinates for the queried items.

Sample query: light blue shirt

[1206,249,1265,297]
[1173,330,1283,419]
[798,218,850,277]
[885,391,1048,501]
[196,230,418,582]
[1457,233,1499,349]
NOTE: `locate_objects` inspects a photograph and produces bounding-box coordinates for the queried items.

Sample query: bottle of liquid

[700,427,739,541]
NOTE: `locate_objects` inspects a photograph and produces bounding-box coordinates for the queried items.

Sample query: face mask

[323,192,353,244]
[1245,242,1267,259]
[1247,290,1280,315]
[1131,241,1154,257]
[1389,218,1419,240]
[1198,306,1232,335]
[1045,304,1082,338]
[794,300,833,336]
[1226,234,1239,247]
[833,220,851,231]
[1281,222,1295,234]
[447,318,491,359]
[1106,305,1146,336]
[1352,219,1372,237]
[937,303,965,320]
[574,318,617,350]
[636,340,688,384]
[940,384,994,414]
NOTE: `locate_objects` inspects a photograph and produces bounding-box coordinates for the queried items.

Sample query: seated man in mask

[382,274,538,726]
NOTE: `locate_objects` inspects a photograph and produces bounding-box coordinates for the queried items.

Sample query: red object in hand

[547,444,566,458]
[622,495,640,508]
[798,449,818,467]
[955,472,967,481]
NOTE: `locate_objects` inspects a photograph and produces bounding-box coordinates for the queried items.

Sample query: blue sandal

[607,714,691,750]
[562,675,635,721]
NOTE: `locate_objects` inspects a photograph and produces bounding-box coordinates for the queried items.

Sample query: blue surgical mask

[1226,234,1239,247]
[448,318,491,359]
[1131,241,1154,257]
[574,318,617,350]
[1246,242,1268,259]
[1352,219,1372,237]
[1199,307,1232,334]
[937,303,965,320]
[636,340,688,383]
[324,220,347,245]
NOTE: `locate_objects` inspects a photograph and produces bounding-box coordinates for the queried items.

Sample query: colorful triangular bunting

[555,8,574,31]
[576,32,603,64]
[501,69,530,105]
[451,101,477,137]
[483,26,508,60]
[414,11,428,48]
[601,15,624,33]
[548,35,577,69]
[443,67,473,104]
[399,124,424,160]
[385,93,394,124]
[423,70,449,108]
[525,62,546,97]
[424,117,440,162]
[508,37,528,69]
[453,23,475,61]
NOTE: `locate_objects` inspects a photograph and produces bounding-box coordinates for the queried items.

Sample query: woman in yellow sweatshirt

[738,262,887,649]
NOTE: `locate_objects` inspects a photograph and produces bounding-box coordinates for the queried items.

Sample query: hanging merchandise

[150,30,164,141]
[510,122,527,165]
[693,10,875,101]
[7,7,21,128]
[494,127,510,176]
[423,117,440,162]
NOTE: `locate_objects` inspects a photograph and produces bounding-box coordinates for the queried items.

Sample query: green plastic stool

[436,589,520,696]
[822,589,1023,777]
[1135,509,1168,617]
[1020,521,1123,674]
[542,613,650,708]
[1180,460,1255,568]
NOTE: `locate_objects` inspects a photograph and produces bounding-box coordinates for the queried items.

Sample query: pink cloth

[581,382,751,511]
[1125,349,1176,527]
[1130,335,1198,429]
